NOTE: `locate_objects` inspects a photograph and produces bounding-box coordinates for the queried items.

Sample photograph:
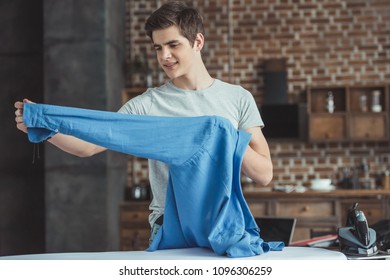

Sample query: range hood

[260,59,307,140]
[260,104,307,140]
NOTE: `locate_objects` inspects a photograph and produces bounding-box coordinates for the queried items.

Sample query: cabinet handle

[365,133,370,138]
[302,206,309,212]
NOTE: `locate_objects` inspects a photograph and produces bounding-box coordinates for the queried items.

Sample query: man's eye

[170,44,179,48]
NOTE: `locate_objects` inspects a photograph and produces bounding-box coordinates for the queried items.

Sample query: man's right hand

[14,99,107,157]
[14,98,34,134]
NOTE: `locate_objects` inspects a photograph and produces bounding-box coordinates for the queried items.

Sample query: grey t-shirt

[118,79,263,226]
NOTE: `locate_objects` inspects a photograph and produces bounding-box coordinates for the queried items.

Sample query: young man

[15,1,272,243]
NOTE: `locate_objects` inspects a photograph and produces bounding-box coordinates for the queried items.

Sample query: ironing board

[0,247,346,260]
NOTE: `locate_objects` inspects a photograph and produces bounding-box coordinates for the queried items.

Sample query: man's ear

[193,33,204,51]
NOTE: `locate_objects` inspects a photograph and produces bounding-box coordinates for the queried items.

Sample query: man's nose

[161,48,172,60]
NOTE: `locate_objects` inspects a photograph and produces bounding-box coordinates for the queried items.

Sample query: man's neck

[171,63,214,91]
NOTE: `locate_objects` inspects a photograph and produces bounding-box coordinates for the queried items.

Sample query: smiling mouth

[163,62,178,69]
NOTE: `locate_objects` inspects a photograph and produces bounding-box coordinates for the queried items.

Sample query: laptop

[255,217,297,245]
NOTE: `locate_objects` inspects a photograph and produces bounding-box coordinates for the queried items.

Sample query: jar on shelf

[371,90,382,112]
[359,94,368,112]
[326,91,335,113]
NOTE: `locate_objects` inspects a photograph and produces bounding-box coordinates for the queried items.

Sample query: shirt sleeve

[118,89,152,115]
[23,103,217,166]
[238,87,264,130]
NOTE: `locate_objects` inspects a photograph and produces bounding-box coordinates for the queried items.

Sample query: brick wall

[125,0,390,188]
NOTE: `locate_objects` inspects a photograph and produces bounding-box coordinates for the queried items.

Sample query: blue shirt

[23,103,284,257]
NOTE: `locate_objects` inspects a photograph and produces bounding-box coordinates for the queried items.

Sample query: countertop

[243,187,390,198]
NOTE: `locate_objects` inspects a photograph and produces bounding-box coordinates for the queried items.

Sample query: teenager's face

[152,25,198,80]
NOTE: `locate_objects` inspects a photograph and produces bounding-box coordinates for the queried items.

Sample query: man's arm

[46,134,107,157]
[241,126,273,186]
[15,100,107,157]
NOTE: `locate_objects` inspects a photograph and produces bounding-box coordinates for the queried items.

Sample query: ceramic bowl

[311,179,332,190]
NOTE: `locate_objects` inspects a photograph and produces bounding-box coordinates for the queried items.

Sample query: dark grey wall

[0,0,127,256]
[0,0,45,256]
[43,0,127,252]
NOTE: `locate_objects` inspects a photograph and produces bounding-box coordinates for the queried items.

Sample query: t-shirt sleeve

[118,89,152,115]
[238,87,264,130]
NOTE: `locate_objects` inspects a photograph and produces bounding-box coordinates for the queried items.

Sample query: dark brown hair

[145,1,204,46]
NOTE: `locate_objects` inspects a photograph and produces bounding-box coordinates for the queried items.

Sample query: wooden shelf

[307,84,389,142]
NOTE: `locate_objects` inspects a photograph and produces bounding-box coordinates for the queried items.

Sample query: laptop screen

[255,217,297,245]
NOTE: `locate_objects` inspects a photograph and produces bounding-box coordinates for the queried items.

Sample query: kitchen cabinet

[245,189,390,242]
[119,190,390,250]
[307,85,389,141]
[120,201,150,251]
